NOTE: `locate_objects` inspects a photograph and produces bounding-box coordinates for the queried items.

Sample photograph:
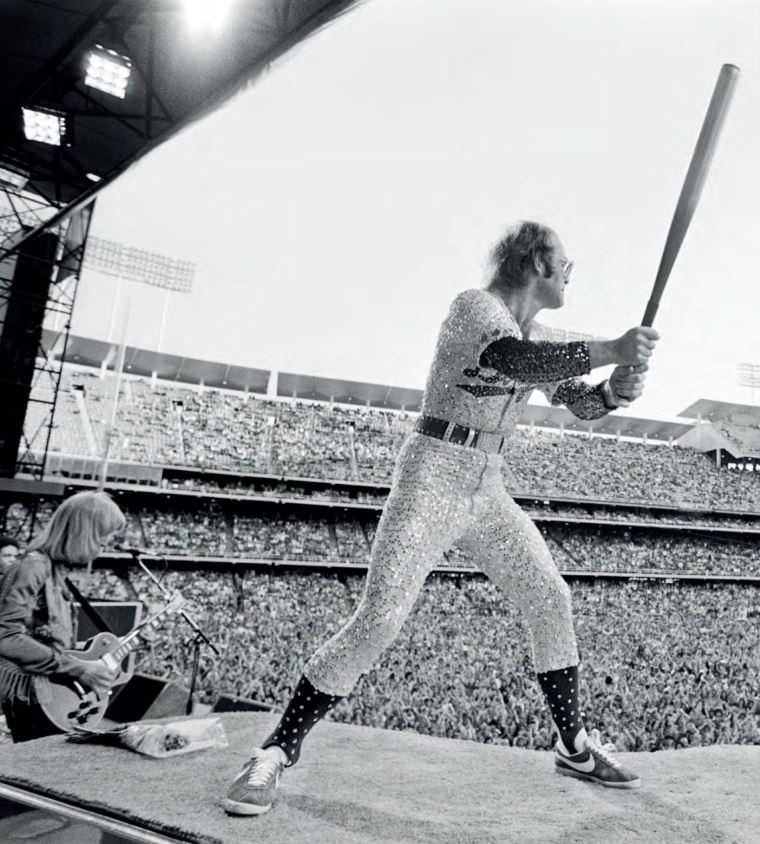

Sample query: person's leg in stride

[459,458,640,788]
[223,437,484,815]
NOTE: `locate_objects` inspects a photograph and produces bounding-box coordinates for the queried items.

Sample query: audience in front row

[72,567,760,753]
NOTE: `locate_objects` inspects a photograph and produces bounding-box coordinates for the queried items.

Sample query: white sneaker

[222,746,287,815]
[555,729,641,789]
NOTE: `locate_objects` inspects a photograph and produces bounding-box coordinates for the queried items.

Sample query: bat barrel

[642,63,739,327]
[679,63,739,215]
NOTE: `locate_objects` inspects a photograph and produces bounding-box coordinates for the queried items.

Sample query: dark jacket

[0,551,82,703]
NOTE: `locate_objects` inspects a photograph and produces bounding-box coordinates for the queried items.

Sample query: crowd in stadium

[543,525,760,576]
[502,429,760,511]
[113,510,760,577]
[47,369,760,512]
[3,496,760,576]
[161,477,385,506]
[156,479,760,532]
[75,567,760,753]
[523,501,760,531]
[4,367,760,757]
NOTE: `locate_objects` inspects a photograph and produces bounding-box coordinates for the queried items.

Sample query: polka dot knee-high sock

[261,674,342,767]
[536,664,584,753]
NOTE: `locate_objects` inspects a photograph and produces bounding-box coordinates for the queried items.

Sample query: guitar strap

[64,577,115,635]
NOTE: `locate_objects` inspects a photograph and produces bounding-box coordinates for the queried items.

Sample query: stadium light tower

[82,237,195,488]
[84,236,194,348]
[737,363,760,404]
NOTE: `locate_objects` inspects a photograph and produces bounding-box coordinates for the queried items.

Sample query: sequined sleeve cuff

[479,336,591,383]
[551,379,613,420]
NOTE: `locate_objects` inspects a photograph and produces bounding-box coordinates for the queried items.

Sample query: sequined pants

[305,433,579,696]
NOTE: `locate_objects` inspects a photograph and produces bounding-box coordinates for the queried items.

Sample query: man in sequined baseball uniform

[224,220,659,815]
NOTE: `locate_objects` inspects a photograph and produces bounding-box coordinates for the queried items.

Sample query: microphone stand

[125,549,220,716]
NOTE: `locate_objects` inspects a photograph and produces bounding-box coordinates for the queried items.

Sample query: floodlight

[21,107,67,146]
[183,0,234,31]
[85,237,195,293]
[738,363,760,389]
[85,45,132,99]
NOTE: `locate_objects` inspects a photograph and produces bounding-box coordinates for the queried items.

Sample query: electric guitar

[33,592,185,733]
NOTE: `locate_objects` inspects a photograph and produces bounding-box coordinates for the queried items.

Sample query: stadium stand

[5,496,760,577]
[4,359,760,754]
[35,369,760,511]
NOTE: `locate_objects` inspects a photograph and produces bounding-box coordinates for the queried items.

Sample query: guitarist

[0,491,125,742]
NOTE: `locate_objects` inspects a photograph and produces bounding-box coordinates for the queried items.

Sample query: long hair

[26,491,126,566]
[488,221,556,289]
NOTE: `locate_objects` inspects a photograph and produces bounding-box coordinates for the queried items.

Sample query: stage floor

[0,712,755,844]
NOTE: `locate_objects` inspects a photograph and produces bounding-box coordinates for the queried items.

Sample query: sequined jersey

[420,288,613,437]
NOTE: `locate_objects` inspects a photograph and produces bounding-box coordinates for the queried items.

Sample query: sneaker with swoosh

[223,746,286,815]
[555,729,641,789]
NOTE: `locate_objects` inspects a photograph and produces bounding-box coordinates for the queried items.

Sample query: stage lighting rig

[183,0,234,32]
[84,45,132,99]
[0,166,29,191]
[21,107,69,147]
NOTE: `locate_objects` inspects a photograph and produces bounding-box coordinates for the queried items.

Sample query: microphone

[134,556,221,657]
[111,548,220,658]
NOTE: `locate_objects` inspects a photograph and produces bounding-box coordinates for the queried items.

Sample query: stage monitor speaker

[105,673,191,723]
[76,601,143,642]
[211,694,273,713]
[76,600,143,677]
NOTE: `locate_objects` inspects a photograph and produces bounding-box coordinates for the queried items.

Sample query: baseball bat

[641,63,739,327]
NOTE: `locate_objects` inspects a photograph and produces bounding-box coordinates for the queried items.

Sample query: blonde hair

[27,491,126,566]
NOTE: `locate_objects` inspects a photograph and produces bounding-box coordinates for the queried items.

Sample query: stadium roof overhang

[520,404,691,441]
[47,330,270,393]
[679,398,760,422]
[278,371,423,411]
[679,398,760,457]
[0,0,362,259]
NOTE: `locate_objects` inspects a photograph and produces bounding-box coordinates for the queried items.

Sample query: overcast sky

[72,0,760,421]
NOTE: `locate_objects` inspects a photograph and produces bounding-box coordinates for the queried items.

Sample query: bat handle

[641,299,659,328]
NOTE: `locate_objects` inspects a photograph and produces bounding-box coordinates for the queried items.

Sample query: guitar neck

[105,599,182,665]
[108,630,144,665]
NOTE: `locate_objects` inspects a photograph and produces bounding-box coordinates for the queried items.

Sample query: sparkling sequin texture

[422,288,610,431]
[551,379,613,420]
[303,289,608,696]
[479,335,590,384]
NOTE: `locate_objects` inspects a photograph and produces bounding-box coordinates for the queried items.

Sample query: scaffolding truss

[2,202,95,481]
[0,0,364,485]
[0,0,363,265]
